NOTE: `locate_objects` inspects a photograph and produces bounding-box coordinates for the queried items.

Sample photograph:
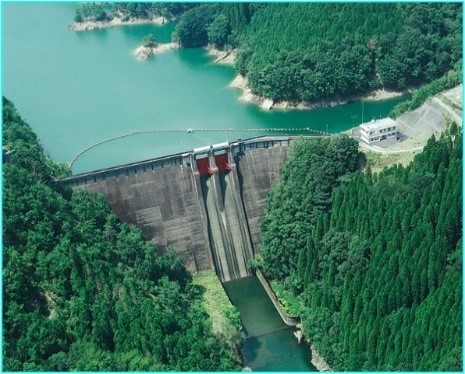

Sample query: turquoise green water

[224,276,314,371]
[2,3,406,174]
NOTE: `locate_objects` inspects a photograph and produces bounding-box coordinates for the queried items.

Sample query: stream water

[224,276,315,371]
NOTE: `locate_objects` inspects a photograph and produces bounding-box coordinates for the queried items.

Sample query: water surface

[3,2,405,174]
[224,276,314,371]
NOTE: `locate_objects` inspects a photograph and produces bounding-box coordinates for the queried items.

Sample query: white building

[359,118,398,144]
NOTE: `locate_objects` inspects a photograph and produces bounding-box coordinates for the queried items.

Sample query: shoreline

[205,45,237,65]
[68,16,169,32]
[134,42,180,61]
[207,46,408,111]
[310,344,332,372]
[229,73,408,111]
[257,270,332,372]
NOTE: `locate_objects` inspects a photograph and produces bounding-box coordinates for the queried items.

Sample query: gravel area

[353,85,462,153]
[351,85,462,171]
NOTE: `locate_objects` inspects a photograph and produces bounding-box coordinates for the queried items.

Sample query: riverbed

[224,276,315,371]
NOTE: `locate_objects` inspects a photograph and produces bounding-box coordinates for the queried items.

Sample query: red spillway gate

[215,153,232,172]
[196,157,212,176]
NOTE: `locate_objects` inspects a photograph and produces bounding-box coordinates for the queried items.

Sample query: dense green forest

[173,3,264,49]
[173,3,462,103]
[258,129,462,370]
[73,2,194,23]
[73,2,462,103]
[235,3,462,102]
[2,98,241,371]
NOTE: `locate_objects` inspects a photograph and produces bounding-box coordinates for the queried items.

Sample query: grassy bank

[192,270,242,356]
[269,280,302,317]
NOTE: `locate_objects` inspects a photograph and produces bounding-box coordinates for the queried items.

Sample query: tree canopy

[237,3,462,102]
[170,2,462,103]
[143,33,157,48]
[73,3,462,103]
[2,97,241,371]
[74,2,195,23]
[259,127,462,370]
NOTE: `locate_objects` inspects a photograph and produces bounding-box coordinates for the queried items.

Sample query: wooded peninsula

[72,2,462,105]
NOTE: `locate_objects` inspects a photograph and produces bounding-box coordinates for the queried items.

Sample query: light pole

[351,115,357,136]
[361,100,364,124]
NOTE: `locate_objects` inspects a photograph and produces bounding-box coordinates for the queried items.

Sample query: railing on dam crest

[58,134,330,281]
[59,136,323,187]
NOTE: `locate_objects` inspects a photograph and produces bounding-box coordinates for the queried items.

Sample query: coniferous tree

[259,123,462,370]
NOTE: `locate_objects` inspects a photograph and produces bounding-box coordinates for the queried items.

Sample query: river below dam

[3,3,406,174]
[224,276,314,371]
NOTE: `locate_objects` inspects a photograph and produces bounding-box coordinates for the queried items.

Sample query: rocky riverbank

[205,46,237,65]
[134,42,179,61]
[310,345,332,372]
[229,74,407,111]
[229,75,275,110]
[68,16,168,32]
[208,47,407,111]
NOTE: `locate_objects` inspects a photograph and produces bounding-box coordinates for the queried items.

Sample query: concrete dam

[60,136,304,281]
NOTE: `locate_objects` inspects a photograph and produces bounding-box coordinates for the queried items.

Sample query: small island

[134,34,179,61]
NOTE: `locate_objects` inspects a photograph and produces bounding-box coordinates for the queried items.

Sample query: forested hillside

[259,129,462,370]
[236,3,462,102]
[73,2,194,23]
[72,2,462,103]
[2,98,241,371]
[172,3,462,103]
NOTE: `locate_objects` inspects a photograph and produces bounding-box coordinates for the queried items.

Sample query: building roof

[360,118,396,131]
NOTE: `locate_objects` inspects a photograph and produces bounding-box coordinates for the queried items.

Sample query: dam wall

[201,150,254,281]
[67,156,213,275]
[60,136,311,280]
[234,143,290,253]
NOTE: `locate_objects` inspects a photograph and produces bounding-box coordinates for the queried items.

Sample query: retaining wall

[256,270,300,326]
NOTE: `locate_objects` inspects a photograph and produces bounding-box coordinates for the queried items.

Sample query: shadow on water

[223,276,316,371]
[244,325,291,363]
[243,336,261,363]
[74,28,110,46]
[177,48,212,71]
[241,320,314,371]
[119,22,177,43]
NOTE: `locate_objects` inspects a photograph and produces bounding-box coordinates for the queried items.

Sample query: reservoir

[3,3,406,174]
